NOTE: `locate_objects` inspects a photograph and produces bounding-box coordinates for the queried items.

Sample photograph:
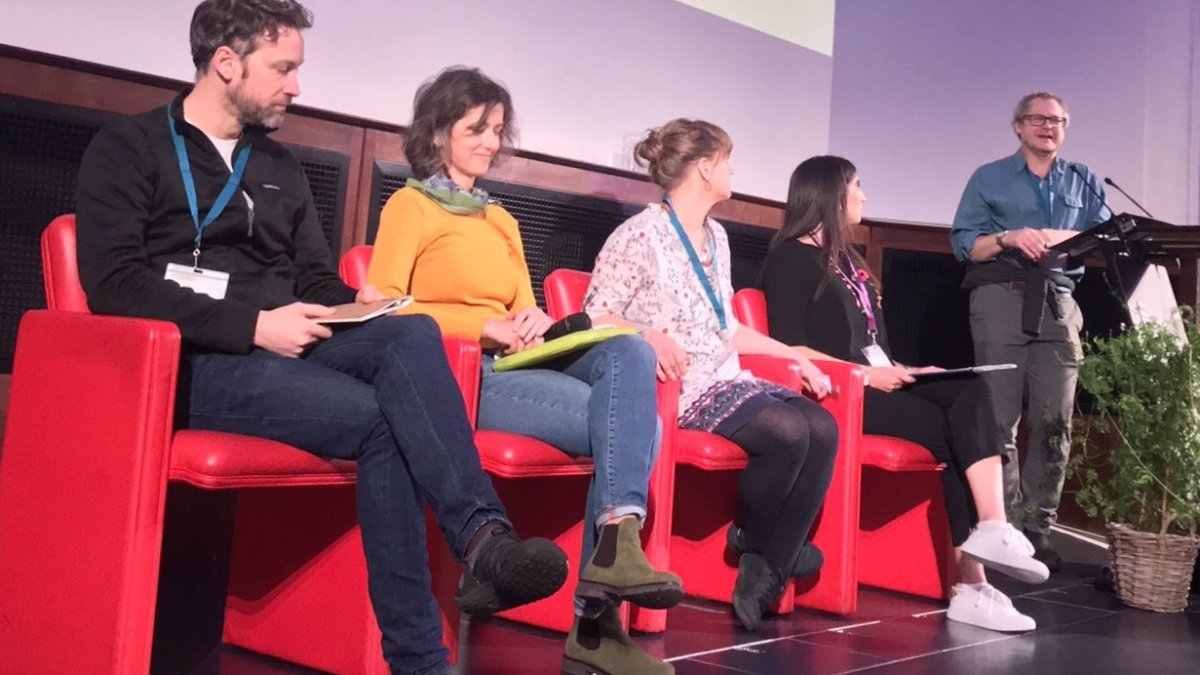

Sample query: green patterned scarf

[409,172,490,215]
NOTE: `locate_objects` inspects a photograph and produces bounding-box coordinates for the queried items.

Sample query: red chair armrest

[739,353,805,391]
[0,310,182,671]
[441,337,481,428]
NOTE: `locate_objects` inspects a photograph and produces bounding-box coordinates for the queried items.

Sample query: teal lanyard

[1026,170,1054,227]
[166,105,251,269]
[663,196,727,330]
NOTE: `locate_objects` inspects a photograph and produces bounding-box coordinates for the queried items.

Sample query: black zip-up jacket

[76,90,355,354]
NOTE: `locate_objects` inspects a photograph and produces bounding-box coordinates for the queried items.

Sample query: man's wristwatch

[996,231,1008,249]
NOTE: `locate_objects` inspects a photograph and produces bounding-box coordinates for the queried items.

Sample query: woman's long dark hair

[768,155,874,296]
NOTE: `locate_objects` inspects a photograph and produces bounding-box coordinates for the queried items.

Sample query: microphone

[542,312,592,341]
[1103,177,1154,218]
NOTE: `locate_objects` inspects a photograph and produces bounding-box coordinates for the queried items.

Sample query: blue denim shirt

[950,150,1110,278]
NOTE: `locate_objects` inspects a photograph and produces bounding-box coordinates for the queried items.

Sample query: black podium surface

[1053,213,1200,329]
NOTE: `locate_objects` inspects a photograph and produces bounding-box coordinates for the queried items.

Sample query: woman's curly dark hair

[404,67,516,180]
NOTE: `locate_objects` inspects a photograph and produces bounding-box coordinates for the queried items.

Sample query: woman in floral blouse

[583,119,837,632]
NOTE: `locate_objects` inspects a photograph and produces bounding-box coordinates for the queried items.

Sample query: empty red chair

[341,246,680,633]
[732,288,954,600]
[545,268,862,616]
[0,216,466,674]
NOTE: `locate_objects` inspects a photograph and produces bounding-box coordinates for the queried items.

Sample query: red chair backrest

[731,288,768,333]
[41,215,89,313]
[544,268,592,320]
[339,245,373,291]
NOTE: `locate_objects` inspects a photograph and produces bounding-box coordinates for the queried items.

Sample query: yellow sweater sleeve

[367,190,424,299]
[494,207,537,313]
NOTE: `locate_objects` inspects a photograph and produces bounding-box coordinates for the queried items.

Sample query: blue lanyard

[1025,170,1054,227]
[166,105,251,268]
[663,196,727,330]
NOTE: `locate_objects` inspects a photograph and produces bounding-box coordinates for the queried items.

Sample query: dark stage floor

[181,528,1200,675]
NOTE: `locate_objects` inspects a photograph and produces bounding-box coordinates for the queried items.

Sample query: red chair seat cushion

[475,430,594,478]
[860,435,943,472]
[675,430,748,471]
[169,430,357,489]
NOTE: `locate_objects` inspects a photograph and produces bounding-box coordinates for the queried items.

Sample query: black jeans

[187,315,508,674]
[863,376,1004,546]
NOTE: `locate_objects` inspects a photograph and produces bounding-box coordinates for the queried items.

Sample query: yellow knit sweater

[366,187,536,343]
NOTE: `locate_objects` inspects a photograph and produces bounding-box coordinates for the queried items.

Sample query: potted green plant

[1071,314,1200,612]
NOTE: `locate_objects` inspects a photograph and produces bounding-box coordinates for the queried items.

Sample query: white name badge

[165,263,229,300]
[862,343,893,368]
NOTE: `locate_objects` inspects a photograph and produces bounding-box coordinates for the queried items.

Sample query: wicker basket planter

[1107,523,1200,613]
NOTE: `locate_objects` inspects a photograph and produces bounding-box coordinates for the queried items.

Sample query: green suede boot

[562,606,674,675]
[575,518,683,609]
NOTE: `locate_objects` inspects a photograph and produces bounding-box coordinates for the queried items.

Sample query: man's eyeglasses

[1020,114,1068,128]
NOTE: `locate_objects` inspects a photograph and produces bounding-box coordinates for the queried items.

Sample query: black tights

[719,397,839,575]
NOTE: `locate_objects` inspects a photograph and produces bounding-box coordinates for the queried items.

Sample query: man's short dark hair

[190,0,313,72]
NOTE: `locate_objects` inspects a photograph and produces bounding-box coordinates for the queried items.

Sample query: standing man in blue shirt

[950,92,1109,571]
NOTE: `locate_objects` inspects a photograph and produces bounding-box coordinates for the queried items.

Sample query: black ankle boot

[1023,528,1062,573]
[727,524,824,578]
[731,553,786,632]
[456,524,568,616]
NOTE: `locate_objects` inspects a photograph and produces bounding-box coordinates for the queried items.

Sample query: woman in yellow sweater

[367,67,678,675]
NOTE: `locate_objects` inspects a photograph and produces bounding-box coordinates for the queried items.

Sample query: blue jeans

[478,335,661,617]
[187,315,507,675]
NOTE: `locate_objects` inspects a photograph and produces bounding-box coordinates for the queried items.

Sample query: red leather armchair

[340,245,680,633]
[544,268,862,616]
[732,288,954,600]
[0,216,463,673]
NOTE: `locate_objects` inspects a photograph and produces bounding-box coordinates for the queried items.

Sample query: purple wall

[829,0,1199,226]
[0,0,834,201]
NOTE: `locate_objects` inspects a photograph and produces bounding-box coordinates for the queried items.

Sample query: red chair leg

[492,474,592,633]
[670,467,795,614]
[857,468,954,599]
[224,488,461,672]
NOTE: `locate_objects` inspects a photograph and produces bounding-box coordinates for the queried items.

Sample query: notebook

[492,326,638,372]
[315,297,413,324]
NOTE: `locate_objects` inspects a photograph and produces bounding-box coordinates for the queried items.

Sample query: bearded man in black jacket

[75,2,566,672]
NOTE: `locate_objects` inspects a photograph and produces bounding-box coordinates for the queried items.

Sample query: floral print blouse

[584,203,755,417]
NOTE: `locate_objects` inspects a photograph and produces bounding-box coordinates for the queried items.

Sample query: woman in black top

[762,156,1048,633]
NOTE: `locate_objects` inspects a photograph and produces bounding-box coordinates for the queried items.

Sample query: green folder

[492,326,638,372]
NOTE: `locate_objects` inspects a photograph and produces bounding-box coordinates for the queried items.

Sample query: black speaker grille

[0,95,118,372]
[0,95,350,373]
[285,145,349,258]
[366,162,775,307]
[880,248,973,368]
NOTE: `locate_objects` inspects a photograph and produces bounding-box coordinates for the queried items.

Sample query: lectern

[1053,214,1200,329]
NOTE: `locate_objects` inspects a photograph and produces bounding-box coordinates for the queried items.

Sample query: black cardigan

[761,239,892,366]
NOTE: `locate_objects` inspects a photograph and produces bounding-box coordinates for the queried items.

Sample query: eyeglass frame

[1019,114,1069,128]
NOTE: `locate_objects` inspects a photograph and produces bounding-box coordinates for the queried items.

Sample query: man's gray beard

[231,90,285,129]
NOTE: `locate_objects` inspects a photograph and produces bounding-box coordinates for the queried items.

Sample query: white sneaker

[947,583,1036,632]
[960,521,1050,584]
